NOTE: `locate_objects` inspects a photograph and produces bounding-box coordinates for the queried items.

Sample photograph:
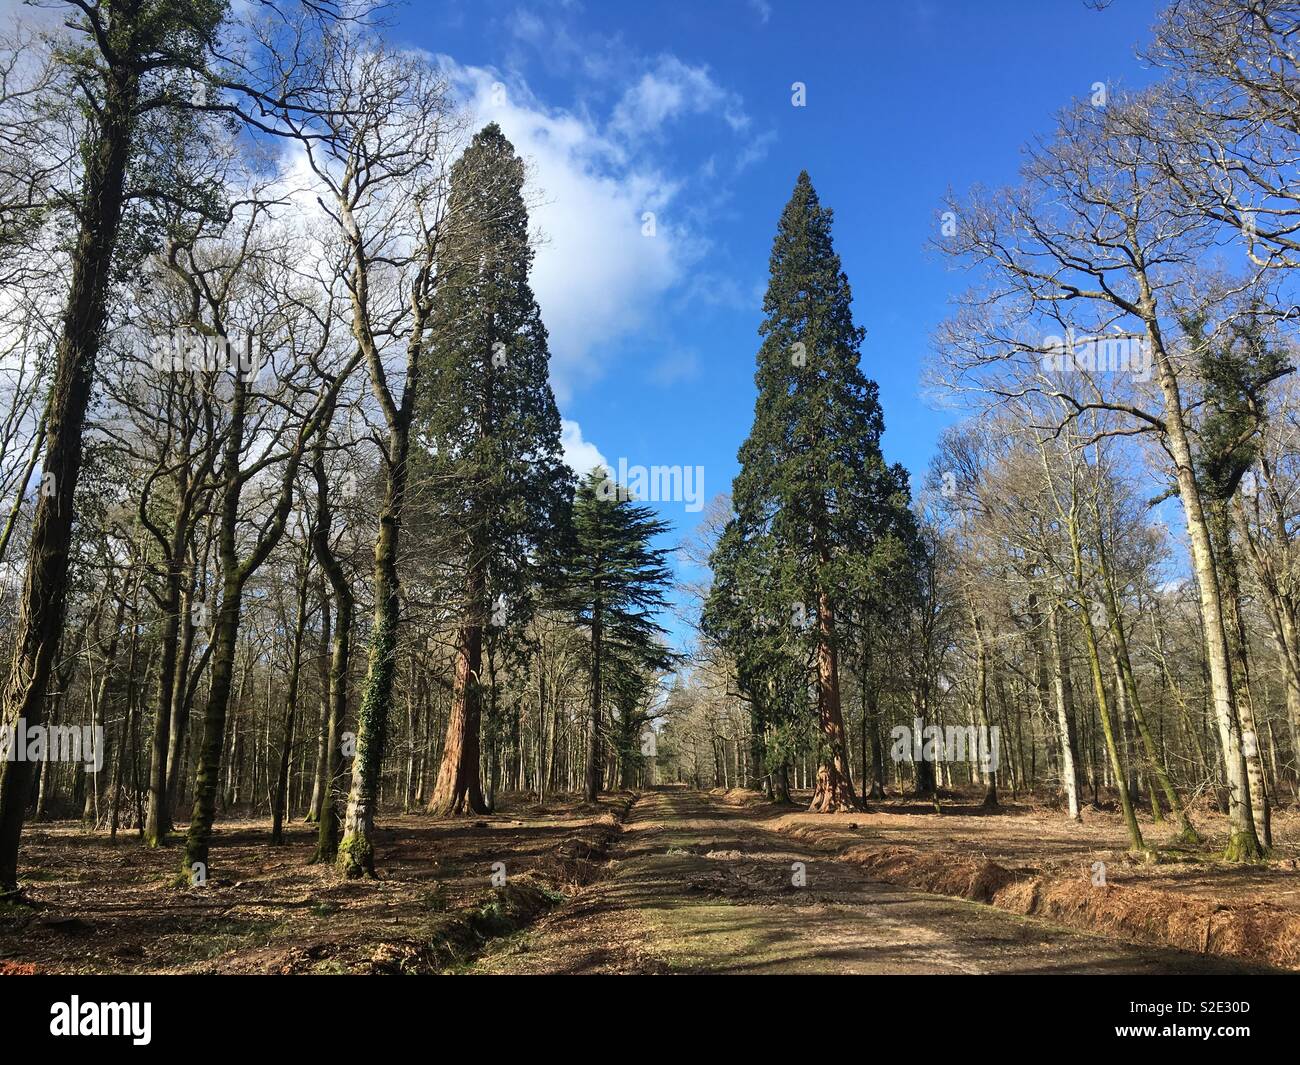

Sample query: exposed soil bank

[770,793,1300,971]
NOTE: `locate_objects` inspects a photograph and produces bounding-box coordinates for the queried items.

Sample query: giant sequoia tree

[716,172,913,813]
[425,124,570,816]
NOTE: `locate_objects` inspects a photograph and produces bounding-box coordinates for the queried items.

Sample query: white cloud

[609,56,749,142]
[676,272,765,314]
[507,8,548,45]
[735,129,776,173]
[560,418,608,478]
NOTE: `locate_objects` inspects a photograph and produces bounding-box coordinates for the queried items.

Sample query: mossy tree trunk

[1065,508,1145,855]
[183,348,352,880]
[338,427,409,875]
[311,448,352,863]
[0,59,139,895]
[1140,299,1262,861]
[1095,516,1200,844]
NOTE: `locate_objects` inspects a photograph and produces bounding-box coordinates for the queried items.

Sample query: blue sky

[391,0,1168,642]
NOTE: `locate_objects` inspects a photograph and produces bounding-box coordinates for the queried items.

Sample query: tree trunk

[585,597,603,803]
[183,577,243,879]
[144,555,185,846]
[183,363,312,877]
[271,553,310,844]
[1097,535,1200,844]
[969,606,998,808]
[809,579,858,812]
[0,58,139,896]
[164,579,200,820]
[85,590,129,823]
[1210,501,1271,847]
[1048,600,1083,820]
[773,759,792,803]
[428,559,489,815]
[338,451,406,874]
[311,451,352,864]
[307,582,331,823]
[1142,304,1261,860]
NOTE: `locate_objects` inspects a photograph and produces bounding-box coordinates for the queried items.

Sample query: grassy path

[475,788,1270,975]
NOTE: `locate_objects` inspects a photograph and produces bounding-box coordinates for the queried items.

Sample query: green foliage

[1184,307,1291,501]
[419,122,573,633]
[565,468,676,680]
[59,0,234,273]
[704,172,919,750]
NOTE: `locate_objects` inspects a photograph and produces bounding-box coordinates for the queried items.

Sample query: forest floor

[771,789,1300,912]
[0,795,631,974]
[1,786,1296,974]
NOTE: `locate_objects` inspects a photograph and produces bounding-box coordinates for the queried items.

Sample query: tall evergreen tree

[426,124,571,815]
[567,469,674,802]
[717,171,913,813]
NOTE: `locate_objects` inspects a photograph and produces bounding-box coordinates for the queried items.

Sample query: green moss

[1222,830,1267,864]
[337,832,373,878]
[422,881,562,971]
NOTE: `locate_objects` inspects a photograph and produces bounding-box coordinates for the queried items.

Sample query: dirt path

[474,788,1271,974]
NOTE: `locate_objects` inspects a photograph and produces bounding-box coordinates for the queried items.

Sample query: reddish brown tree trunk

[428,562,488,815]
[809,584,858,812]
